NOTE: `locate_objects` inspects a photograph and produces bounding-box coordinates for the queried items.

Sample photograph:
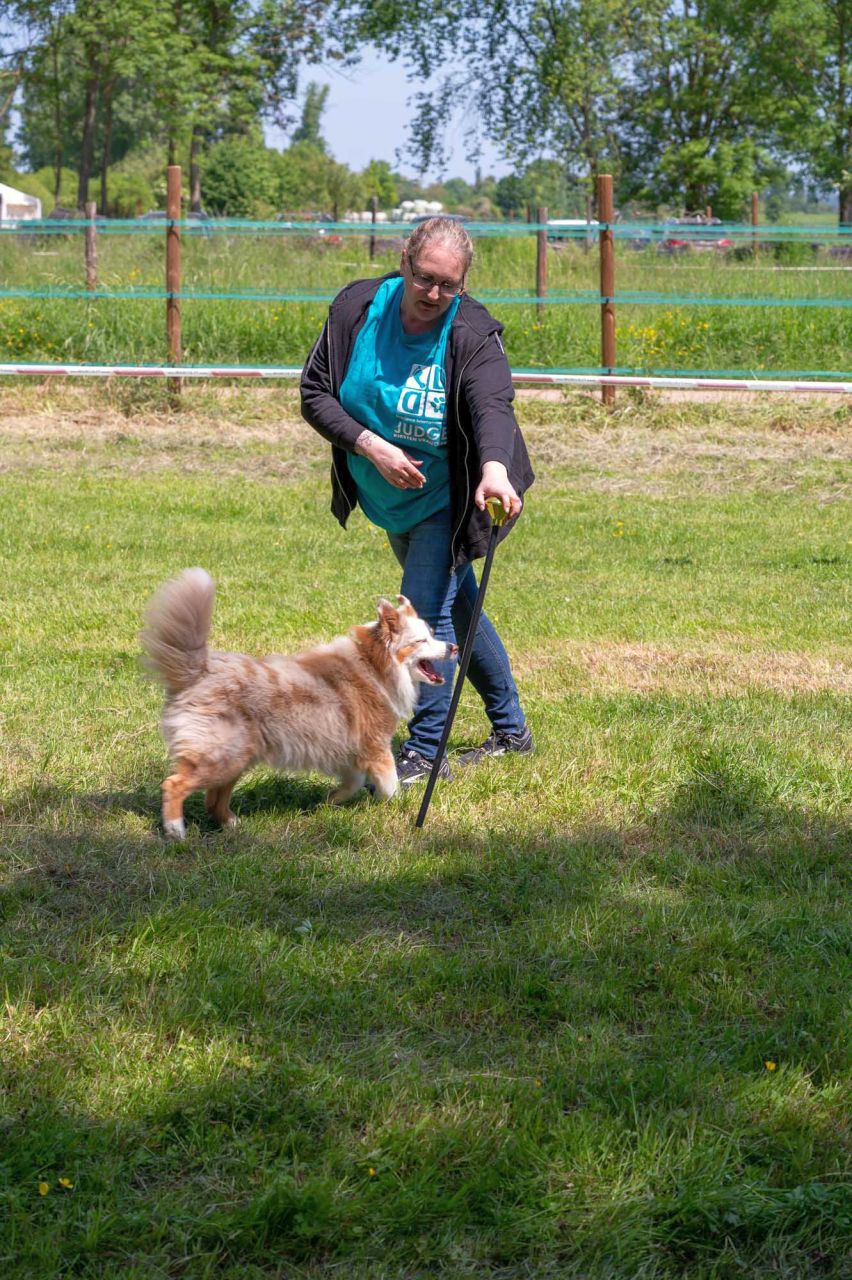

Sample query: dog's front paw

[163,818,187,841]
[329,769,366,805]
[370,773,398,801]
[328,787,354,805]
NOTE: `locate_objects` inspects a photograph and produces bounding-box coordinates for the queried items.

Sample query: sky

[265,52,512,186]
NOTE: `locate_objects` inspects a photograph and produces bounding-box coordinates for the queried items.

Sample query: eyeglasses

[406,253,465,297]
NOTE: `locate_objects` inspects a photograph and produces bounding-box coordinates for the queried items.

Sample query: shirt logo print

[394,363,447,446]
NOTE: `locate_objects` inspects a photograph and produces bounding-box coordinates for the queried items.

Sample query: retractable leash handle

[415,498,510,829]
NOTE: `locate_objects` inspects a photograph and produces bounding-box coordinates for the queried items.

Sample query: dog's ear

[396,593,416,617]
[377,597,402,637]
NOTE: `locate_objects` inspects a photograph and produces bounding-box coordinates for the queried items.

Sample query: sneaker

[456,725,535,768]
[395,744,453,788]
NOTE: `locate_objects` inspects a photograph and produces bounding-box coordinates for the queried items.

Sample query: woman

[300,216,535,786]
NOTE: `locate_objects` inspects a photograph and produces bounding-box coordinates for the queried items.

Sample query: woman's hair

[404,217,474,275]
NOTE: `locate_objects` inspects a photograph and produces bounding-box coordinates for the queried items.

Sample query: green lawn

[0,387,850,1278]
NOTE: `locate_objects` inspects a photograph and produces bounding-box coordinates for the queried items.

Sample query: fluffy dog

[142,568,456,838]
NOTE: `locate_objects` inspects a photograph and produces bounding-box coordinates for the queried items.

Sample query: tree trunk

[836,5,849,225]
[189,124,203,211]
[51,36,63,201]
[77,72,98,210]
[841,180,852,227]
[100,80,114,216]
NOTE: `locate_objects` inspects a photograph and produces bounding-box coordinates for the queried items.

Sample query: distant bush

[34,166,79,207]
[97,172,155,218]
[771,240,818,265]
[7,171,52,213]
[204,135,280,217]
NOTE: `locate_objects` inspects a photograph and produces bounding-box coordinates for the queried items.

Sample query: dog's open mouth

[417,658,444,684]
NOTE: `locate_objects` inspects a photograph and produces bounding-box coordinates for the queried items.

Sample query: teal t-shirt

[340,277,461,534]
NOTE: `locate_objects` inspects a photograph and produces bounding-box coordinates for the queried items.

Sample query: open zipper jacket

[300,273,534,568]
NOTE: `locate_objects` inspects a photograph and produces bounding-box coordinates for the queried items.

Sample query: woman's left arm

[464,332,523,518]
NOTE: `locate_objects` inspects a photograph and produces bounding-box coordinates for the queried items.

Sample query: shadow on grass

[2,766,335,840]
[0,748,849,1277]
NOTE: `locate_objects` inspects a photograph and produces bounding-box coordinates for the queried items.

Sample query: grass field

[1,385,850,1278]
[0,229,849,376]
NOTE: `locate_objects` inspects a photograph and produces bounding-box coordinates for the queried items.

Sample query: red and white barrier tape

[0,362,849,393]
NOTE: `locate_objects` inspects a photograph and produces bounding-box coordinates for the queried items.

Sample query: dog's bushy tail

[142,568,215,695]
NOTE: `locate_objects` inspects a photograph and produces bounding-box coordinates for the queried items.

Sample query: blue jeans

[387,508,526,759]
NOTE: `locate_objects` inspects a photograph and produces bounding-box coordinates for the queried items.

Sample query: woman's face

[399,241,466,330]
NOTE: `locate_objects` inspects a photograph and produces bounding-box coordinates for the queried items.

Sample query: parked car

[659,215,733,254]
[137,208,212,235]
[546,218,599,241]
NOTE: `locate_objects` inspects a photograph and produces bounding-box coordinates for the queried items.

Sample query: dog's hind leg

[329,767,366,805]
[205,777,241,828]
[162,759,203,840]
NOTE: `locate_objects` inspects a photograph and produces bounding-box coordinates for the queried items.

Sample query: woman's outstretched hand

[475,461,521,519]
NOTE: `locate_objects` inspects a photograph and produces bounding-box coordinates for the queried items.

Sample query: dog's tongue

[417,658,443,684]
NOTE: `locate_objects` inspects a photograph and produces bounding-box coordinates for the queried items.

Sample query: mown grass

[0,231,849,375]
[0,387,850,1278]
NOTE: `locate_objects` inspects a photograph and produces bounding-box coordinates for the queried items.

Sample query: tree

[325,158,362,219]
[11,0,77,199]
[67,0,167,208]
[346,0,847,220]
[757,0,851,224]
[33,164,78,205]
[276,140,332,212]
[361,158,397,207]
[202,130,280,215]
[621,0,784,216]
[442,176,475,208]
[10,0,355,215]
[494,173,525,218]
[652,138,776,218]
[349,0,632,205]
[292,81,330,148]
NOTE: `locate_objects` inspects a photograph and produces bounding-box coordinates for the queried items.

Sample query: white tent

[0,182,42,221]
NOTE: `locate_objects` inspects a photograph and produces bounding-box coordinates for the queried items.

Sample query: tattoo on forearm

[353,430,378,455]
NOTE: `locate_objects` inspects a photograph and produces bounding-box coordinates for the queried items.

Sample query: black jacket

[300,273,534,567]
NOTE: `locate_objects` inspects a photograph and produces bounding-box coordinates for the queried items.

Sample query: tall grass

[0,230,848,374]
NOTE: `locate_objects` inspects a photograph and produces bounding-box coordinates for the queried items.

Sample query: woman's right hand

[356,431,425,489]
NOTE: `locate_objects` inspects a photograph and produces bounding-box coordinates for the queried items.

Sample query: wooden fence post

[536,205,548,318]
[369,195,378,261]
[598,174,616,406]
[166,165,181,398]
[752,191,759,258]
[85,201,98,291]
